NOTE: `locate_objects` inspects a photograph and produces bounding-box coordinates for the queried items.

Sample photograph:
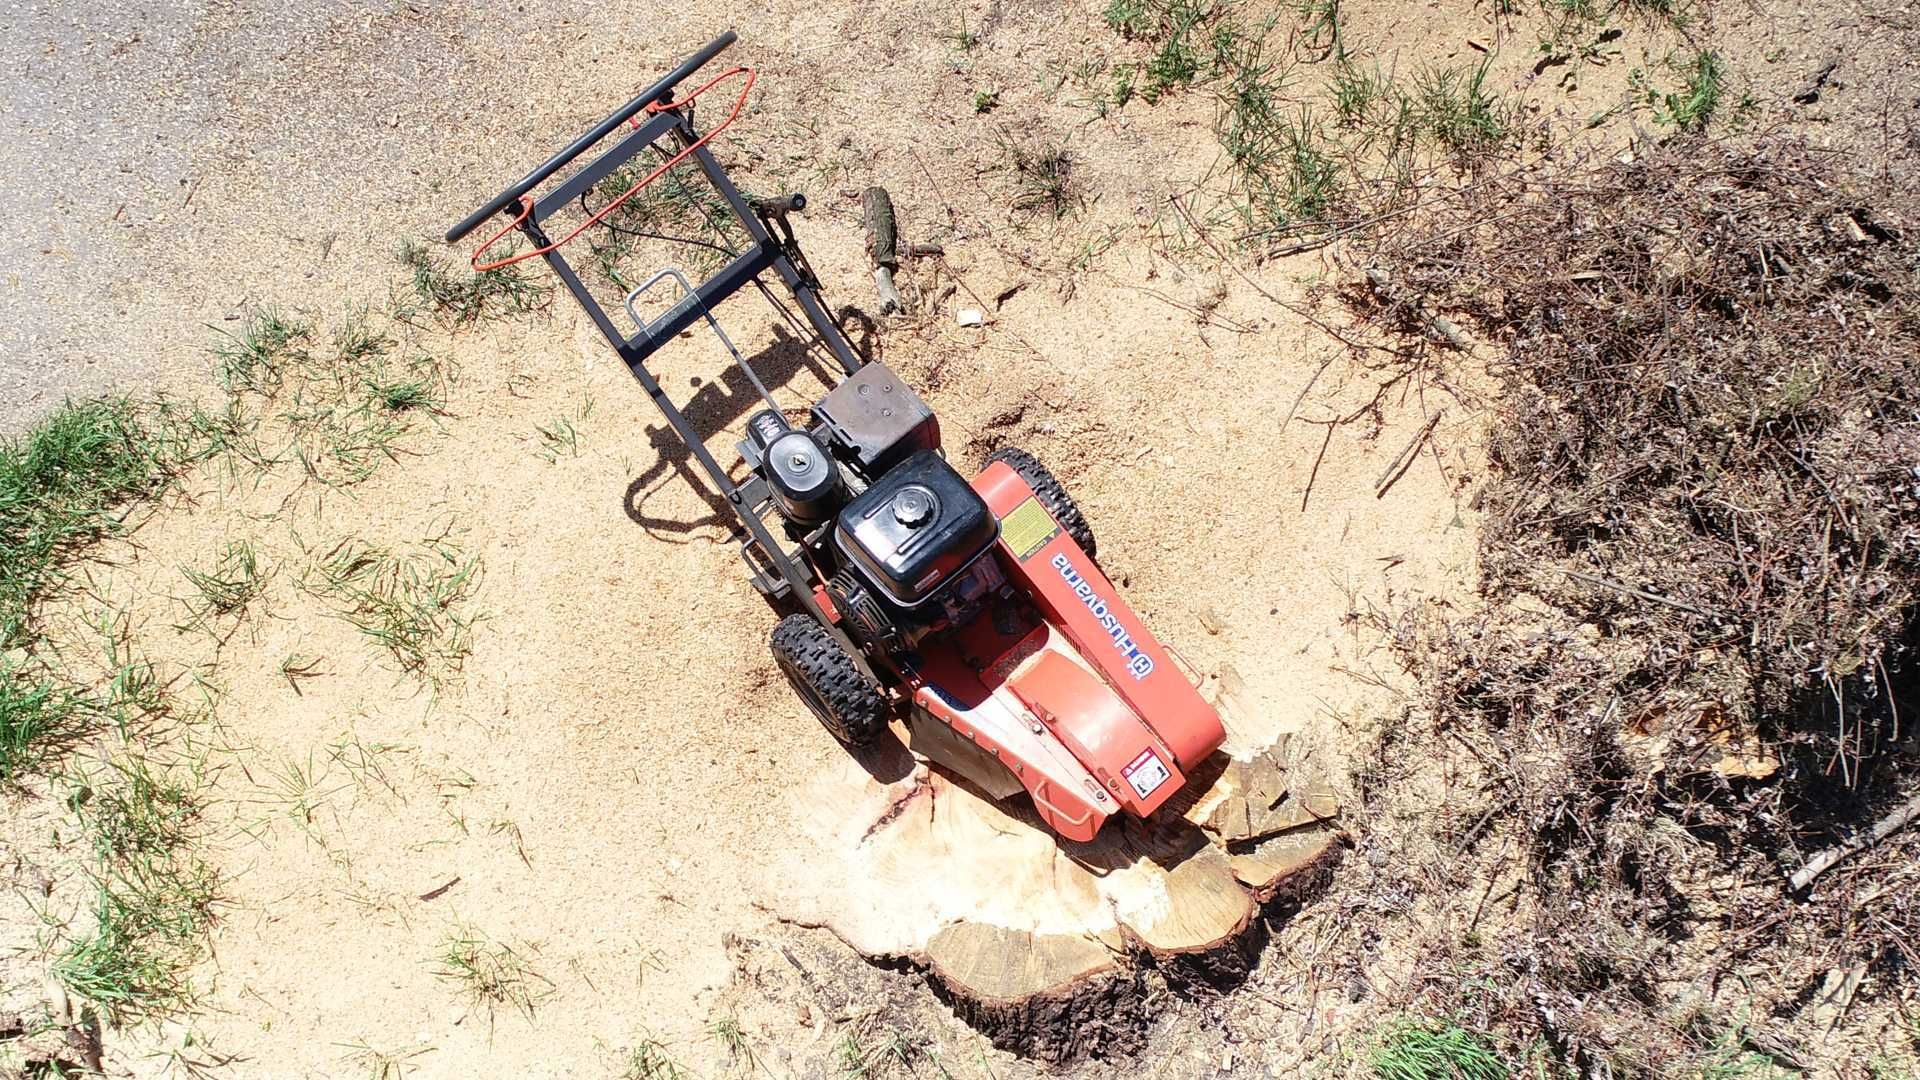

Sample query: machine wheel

[770,614,888,748]
[987,446,1097,559]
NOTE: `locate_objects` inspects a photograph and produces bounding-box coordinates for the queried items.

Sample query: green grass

[364,360,444,414]
[1002,137,1080,218]
[54,752,216,1023]
[1103,0,1522,241]
[533,415,582,461]
[582,164,744,286]
[1141,2,1209,101]
[0,663,84,783]
[1294,0,1343,58]
[397,239,549,326]
[709,1015,755,1068]
[1105,0,1152,38]
[1103,0,1225,102]
[210,309,313,396]
[1415,60,1510,160]
[836,1027,920,1078]
[303,538,481,686]
[1331,59,1386,126]
[203,311,454,489]
[278,395,410,488]
[944,10,979,52]
[620,1037,690,1080]
[168,308,452,491]
[1214,34,1350,226]
[333,312,396,366]
[1656,49,1725,131]
[433,926,550,1020]
[0,398,170,648]
[1371,1019,1510,1080]
[70,752,202,862]
[337,1039,434,1079]
[177,539,267,633]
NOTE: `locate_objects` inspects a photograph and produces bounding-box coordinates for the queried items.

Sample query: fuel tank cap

[892,486,936,526]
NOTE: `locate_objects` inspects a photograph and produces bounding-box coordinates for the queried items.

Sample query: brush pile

[1359,138,1920,1068]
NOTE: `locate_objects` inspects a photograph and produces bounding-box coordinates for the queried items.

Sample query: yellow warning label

[1000,496,1061,562]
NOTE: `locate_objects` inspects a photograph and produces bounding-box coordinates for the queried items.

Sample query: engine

[828,449,1002,652]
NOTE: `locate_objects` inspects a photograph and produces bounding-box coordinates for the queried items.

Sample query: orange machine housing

[895,462,1227,840]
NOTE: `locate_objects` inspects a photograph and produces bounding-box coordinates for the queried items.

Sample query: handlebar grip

[445,30,739,244]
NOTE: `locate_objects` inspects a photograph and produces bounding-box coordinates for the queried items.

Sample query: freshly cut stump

[761,666,1344,1061]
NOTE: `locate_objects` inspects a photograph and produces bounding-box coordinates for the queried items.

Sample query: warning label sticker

[1122,749,1171,799]
[999,496,1060,562]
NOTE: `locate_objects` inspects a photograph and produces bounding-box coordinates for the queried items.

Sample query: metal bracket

[624,266,782,418]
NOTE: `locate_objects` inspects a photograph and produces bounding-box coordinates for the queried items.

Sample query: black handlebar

[444,30,739,244]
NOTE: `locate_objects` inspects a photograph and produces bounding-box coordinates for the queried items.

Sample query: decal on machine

[999,496,1061,561]
[1051,552,1155,680]
[1122,748,1171,799]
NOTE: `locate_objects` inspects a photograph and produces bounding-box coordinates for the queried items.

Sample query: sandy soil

[3,0,1904,1076]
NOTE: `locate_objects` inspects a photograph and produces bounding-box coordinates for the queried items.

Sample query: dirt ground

[2,0,1910,1076]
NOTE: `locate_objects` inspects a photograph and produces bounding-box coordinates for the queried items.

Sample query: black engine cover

[834,449,998,608]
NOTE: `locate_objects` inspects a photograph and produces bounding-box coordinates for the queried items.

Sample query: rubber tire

[987,446,1097,559]
[770,614,888,749]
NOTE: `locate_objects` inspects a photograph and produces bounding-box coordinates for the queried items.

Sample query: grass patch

[1414,60,1510,161]
[364,367,441,413]
[176,539,268,636]
[397,239,549,326]
[1654,49,1725,130]
[533,415,583,462]
[188,306,454,490]
[303,538,481,686]
[709,1016,755,1069]
[835,1026,922,1078]
[1001,136,1080,218]
[211,308,313,396]
[0,664,85,783]
[580,163,745,287]
[337,1039,434,1079]
[619,1037,690,1080]
[1294,0,1342,58]
[433,926,550,1020]
[1371,1019,1510,1080]
[1331,58,1386,126]
[0,398,170,648]
[1106,1,1523,245]
[54,752,216,1023]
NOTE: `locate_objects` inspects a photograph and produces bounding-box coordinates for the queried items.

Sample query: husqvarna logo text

[1051,552,1154,680]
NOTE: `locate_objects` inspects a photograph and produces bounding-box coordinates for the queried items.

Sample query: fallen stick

[1789,792,1920,891]
[1301,420,1336,512]
[1374,410,1443,497]
[1562,568,1719,618]
[1279,356,1334,439]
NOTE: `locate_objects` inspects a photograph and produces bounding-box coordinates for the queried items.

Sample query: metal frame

[448,34,866,638]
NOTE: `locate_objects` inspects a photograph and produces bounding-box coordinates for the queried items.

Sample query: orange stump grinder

[445,32,1225,840]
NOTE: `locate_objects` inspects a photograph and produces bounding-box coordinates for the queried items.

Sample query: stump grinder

[444,32,1226,840]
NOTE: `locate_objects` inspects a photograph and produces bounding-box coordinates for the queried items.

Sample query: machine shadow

[620,320,840,541]
[848,727,918,785]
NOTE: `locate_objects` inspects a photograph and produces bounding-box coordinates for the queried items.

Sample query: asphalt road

[0,0,743,432]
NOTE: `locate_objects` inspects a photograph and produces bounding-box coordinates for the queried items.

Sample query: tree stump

[759,665,1344,1062]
